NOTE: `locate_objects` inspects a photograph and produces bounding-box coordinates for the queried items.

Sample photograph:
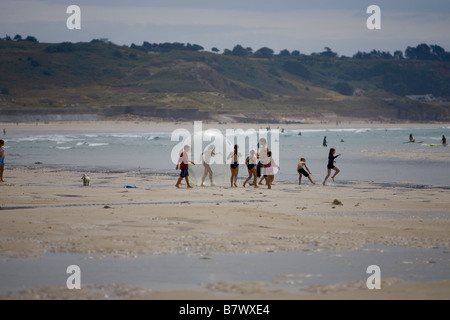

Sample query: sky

[1,0,449,56]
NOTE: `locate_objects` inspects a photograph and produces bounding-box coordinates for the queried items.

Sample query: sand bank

[1,165,449,299]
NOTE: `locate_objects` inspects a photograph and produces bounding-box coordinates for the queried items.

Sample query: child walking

[175,145,195,188]
[297,157,315,185]
[323,148,341,186]
[0,140,5,182]
[243,150,258,188]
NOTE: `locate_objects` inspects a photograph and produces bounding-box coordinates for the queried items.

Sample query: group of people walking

[175,137,342,189]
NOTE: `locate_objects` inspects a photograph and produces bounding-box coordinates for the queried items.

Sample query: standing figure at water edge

[323,148,341,186]
[175,145,195,189]
[323,136,327,147]
[257,138,269,185]
[297,157,315,185]
[227,144,242,188]
[442,135,447,145]
[264,151,280,189]
[199,145,221,187]
[243,150,258,188]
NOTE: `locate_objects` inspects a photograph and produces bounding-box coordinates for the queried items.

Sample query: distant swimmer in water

[442,135,447,145]
[323,136,327,147]
[340,139,344,143]
[298,132,301,136]
[409,134,415,142]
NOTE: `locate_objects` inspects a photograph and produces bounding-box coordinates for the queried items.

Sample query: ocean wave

[87,143,109,147]
[54,146,73,150]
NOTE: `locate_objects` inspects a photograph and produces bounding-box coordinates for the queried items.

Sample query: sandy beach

[0,120,449,300]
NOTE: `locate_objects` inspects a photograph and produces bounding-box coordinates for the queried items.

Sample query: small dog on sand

[81,174,90,186]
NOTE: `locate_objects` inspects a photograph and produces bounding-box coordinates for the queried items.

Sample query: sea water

[3,125,450,187]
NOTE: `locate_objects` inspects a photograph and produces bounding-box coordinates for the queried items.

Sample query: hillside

[1,39,450,122]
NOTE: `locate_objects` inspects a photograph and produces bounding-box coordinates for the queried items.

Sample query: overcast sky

[1,0,449,56]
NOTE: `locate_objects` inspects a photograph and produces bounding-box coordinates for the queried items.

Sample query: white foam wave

[88,143,109,147]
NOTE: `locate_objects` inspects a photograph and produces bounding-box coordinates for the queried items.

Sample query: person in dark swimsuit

[297,157,315,185]
[442,135,447,145]
[227,144,242,188]
[243,150,258,188]
[323,148,341,186]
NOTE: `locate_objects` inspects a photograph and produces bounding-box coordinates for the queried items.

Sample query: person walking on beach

[175,145,195,188]
[297,157,315,185]
[257,138,269,185]
[264,151,280,189]
[243,149,258,188]
[323,136,327,147]
[199,145,220,187]
[323,148,341,186]
[442,135,447,145]
[227,144,242,188]
[0,140,5,182]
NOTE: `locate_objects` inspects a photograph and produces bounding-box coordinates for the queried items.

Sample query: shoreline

[1,119,449,134]
[1,121,449,300]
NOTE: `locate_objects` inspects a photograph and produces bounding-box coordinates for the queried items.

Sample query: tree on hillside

[393,50,404,59]
[278,49,290,57]
[320,47,338,58]
[254,47,274,59]
[231,44,249,56]
[291,50,300,56]
[222,49,232,55]
[283,61,311,80]
[25,36,38,42]
[13,34,22,41]
[211,47,220,53]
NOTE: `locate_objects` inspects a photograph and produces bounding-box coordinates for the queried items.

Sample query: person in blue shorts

[175,145,195,188]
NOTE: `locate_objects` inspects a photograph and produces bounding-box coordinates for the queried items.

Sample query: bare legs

[267,175,274,189]
[243,168,258,188]
[230,167,239,187]
[299,174,315,185]
[201,163,213,186]
[176,176,193,188]
[323,168,340,186]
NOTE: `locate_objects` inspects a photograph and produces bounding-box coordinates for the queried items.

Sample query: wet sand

[1,162,449,299]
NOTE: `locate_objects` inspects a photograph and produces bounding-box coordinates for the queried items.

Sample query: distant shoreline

[1,119,449,134]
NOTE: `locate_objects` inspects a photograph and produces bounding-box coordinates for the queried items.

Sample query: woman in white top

[200,145,220,186]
